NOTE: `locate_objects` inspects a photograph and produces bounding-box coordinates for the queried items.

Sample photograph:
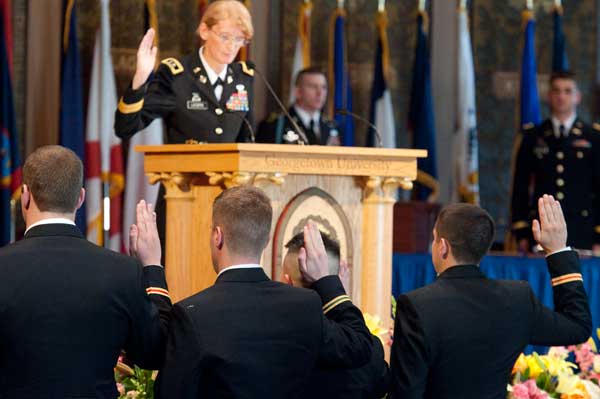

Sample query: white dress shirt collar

[25,218,75,234]
[293,105,321,133]
[199,47,228,85]
[217,263,262,277]
[551,113,577,138]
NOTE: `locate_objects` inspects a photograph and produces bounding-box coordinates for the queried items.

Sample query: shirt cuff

[545,246,572,257]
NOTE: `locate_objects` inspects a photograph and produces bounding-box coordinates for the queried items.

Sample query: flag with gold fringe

[454,2,479,204]
[288,0,312,104]
[0,0,21,246]
[329,4,354,146]
[552,2,569,72]
[408,8,437,201]
[368,8,396,148]
[60,0,86,232]
[85,0,124,251]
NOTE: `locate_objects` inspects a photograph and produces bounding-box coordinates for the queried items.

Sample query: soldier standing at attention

[256,67,340,145]
[114,0,255,254]
[511,71,600,253]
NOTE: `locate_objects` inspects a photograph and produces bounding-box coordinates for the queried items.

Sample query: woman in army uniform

[115,0,255,143]
[114,0,255,260]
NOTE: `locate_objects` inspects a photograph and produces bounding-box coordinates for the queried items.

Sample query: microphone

[245,61,310,145]
[335,109,383,148]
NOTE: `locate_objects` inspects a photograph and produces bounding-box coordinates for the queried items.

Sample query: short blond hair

[201,0,254,39]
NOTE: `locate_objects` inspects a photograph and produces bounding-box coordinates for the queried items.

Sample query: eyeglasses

[210,29,249,47]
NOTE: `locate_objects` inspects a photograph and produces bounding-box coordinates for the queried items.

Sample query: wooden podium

[138,143,426,334]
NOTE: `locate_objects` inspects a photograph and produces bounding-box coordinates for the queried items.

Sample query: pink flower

[116,383,125,395]
[512,383,530,399]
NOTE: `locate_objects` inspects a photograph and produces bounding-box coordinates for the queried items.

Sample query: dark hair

[549,70,576,85]
[212,186,272,258]
[285,230,340,265]
[435,203,495,265]
[294,67,326,87]
[22,145,83,213]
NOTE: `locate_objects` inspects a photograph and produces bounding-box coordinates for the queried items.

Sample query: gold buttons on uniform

[215,108,224,115]
[556,192,565,200]
[215,127,223,135]
[577,151,584,159]
[556,178,564,187]
[556,151,564,160]
[582,210,590,217]
[556,164,564,173]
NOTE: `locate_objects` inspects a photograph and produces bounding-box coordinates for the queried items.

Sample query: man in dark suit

[0,146,171,399]
[256,67,341,145]
[283,231,389,399]
[390,195,591,399]
[154,186,373,398]
[511,70,600,252]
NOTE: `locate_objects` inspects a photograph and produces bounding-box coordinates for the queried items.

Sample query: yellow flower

[525,354,545,379]
[513,353,529,375]
[363,313,387,345]
[586,337,597,353]
[557,375,590,399]
[540,355,577,376]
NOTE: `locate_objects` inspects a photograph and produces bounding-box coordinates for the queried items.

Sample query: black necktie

[559,124,566,138]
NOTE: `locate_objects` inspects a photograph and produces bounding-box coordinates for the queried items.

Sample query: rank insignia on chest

[226,84,249,112]
[572,139,592,149]
[187,92,208,110]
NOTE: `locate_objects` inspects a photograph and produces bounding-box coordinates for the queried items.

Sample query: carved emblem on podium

[205,172,286,188]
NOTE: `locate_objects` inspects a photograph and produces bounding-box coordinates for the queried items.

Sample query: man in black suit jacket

[0,146,171,399]
[283,231,389,399]
[256,67,341,145]
[390,195,591,399]
[154,186,373,398]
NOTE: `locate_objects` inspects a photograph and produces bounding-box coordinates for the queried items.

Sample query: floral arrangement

[508,330,600,399]
[114,356,157,399]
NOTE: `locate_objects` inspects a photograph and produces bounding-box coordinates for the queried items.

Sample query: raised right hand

[298,221,330,284]
[132,28,158,90]
[129,200,162,266]
[532,194,568,254]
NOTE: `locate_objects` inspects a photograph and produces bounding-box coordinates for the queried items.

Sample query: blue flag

[408,12,437,201]
[552,6,569,72]
[0,3,22,247]
[330,8,355,146]
[59,0,86,231]
[520,11,541,127]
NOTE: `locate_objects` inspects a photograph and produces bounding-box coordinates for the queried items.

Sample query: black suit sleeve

[155,304,203,399]
[390,294,428,399]
[529,250,591,345]
[114,65,176,140]
[511,130,536,242]
[591,132,600,245]
[124,264,172,370]
[311,276,373,368]
[369,337,390,399]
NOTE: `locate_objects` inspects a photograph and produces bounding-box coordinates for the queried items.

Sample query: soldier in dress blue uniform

[511,71,600,252]
[256,67,341,145]
[114,0,255,258]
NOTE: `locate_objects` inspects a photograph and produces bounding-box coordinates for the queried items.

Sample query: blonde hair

[200,0,254,39]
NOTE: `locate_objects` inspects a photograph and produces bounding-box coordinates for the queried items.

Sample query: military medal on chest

[226,84,250,112]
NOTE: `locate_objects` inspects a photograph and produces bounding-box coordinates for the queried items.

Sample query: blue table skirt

[392,253,600,354]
